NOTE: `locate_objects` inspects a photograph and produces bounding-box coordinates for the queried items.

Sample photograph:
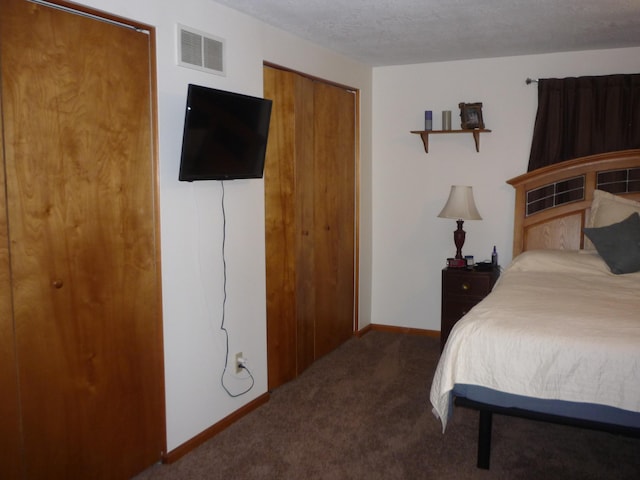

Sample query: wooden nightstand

[441,266,500,352]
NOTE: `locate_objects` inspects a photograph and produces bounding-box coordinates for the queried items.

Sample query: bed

[429,149,640,469]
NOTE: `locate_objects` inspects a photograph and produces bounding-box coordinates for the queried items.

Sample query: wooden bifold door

[264,65,357,390]
[0,1,164,478]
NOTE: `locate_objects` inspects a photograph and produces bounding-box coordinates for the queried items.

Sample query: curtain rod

[525,78,539,85]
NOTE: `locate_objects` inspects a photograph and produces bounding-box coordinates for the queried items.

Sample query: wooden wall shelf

[411,129,492,153]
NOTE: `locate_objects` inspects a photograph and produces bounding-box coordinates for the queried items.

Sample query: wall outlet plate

[235,352,243,374]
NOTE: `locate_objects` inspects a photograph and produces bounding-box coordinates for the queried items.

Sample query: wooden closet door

[313,82,356,358]
[0,81,22,480]
[292,75,317,375]
[264,66,356,389]
[264,66,299,388]
[264,67,317,389]
[0,1,164,478]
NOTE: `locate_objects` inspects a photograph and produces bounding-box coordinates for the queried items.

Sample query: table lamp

[438,185,482,259]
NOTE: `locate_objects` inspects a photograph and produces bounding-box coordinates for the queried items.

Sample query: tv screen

[178,84,273,181]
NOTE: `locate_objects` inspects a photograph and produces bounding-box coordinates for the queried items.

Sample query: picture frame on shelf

[459,102,484,129]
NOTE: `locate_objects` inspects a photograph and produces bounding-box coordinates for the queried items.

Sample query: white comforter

[430,249,640,431]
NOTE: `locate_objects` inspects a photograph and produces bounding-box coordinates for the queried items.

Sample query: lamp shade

[437,185,482,220]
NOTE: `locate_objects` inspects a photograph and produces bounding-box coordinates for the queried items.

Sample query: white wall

[73,0,372,452]
[371,47,640,331]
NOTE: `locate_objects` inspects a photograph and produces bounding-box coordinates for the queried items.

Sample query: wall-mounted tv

[178,84,273,181]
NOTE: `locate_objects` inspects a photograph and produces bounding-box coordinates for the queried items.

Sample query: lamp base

[453,219,466,259]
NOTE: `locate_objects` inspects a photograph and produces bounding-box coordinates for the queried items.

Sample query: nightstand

[441,266,500,352]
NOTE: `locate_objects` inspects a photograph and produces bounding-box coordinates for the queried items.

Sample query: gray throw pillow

[583,212,640,274]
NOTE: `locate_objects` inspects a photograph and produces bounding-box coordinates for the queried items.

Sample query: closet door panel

[0,86,22,479]
[264,66,298,389]
[313,82,355,358]
[1,1,163,478]
[264,68,317,387]
[294,74,317,374]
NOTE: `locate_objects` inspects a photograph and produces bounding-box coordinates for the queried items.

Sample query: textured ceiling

[213,0,640,66]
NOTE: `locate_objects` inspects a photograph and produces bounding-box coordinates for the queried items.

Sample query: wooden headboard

[507,149,640,256]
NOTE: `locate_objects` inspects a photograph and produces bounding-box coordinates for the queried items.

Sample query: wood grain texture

[523,213,584,252]
[264,66,299,388]
[312,81,356,359]
[0,0,164,477]
[294,75,317,374]
[0,37,23,477]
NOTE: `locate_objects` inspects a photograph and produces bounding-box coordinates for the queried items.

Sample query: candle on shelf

[425,110,433,130]
[442,110,452,130]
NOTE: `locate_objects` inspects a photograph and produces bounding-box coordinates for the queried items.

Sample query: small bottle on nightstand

[491,246,498,268]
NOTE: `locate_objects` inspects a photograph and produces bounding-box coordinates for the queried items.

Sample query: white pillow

[585,190,640,249]
[588,189,640,228]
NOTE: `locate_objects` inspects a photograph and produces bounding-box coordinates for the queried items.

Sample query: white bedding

[430,249,640,431]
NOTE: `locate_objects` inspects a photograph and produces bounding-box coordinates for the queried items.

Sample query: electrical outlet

[235,352,244,374]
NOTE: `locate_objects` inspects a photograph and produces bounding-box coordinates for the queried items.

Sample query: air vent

[177,24,225,76]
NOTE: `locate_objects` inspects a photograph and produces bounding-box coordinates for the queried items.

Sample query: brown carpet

[136,331,639,479]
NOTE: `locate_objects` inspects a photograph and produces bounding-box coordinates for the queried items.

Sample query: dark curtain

[527,74,640,172]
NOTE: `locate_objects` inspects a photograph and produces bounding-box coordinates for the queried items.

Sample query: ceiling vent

[177,24,225,76]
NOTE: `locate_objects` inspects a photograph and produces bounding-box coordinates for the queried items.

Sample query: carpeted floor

[136,331,639,479]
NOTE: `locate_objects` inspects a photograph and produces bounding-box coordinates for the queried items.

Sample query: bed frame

[458,149,640,469]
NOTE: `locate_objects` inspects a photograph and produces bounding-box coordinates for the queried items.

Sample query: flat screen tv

[178,84,273,181]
